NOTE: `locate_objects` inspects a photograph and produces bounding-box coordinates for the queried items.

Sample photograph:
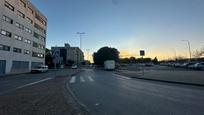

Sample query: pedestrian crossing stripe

[80,76,85,82]
[69,76,94,83]
[69,76,76,83]
[87,76,94,82]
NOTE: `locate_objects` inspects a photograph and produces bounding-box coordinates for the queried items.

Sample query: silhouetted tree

[129,57,136,63]
[152,57,158,64]
[45,48,53,68]
[119,58,130,64]
[93,47,119,65]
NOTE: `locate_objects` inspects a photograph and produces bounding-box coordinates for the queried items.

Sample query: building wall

[66,47,84,64]
[51,44,84,65]
[0,0,47,75]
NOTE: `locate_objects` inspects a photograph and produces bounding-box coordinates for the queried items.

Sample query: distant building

[51,43,84,65]
[0,0,47,75]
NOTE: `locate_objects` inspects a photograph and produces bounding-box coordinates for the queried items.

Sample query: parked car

[71,65,78,69]
[180,63,189,68]
[31,65,48,73]
[174,63,182,68]
[186,62,197,69]
[195,62,204,70]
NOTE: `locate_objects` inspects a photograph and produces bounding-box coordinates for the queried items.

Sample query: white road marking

[16,77,53,89]
[80,76,85,82]
[112,74,131,80]
[87,76,94,82]
[69,76,76,84]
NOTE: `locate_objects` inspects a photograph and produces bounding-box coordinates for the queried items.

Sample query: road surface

[0,69,73,95]
[68,68,204,115]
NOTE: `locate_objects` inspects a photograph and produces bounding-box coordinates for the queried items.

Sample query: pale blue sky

[31,0,204,59]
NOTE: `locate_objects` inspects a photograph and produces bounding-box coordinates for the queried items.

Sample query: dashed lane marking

[112,74,131,80]
[16,77,53,89]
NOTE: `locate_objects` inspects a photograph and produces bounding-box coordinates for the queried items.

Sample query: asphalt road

[68,68,204,115]
[0,69,73,95]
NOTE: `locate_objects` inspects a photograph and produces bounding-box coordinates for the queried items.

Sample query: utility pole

[77,32,85,50]
[77,32,85,66]
[182,40,192,61]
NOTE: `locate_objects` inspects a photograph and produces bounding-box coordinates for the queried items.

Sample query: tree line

[93,46,158,65]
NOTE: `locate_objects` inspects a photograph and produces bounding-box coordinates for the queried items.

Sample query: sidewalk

[117,69,204,86]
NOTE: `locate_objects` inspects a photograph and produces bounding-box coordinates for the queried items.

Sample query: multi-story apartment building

[0,0,47,75]
[51,43,84,65]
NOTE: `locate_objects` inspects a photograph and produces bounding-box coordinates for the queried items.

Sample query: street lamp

[76,32,85,50]
[182,40,192,61]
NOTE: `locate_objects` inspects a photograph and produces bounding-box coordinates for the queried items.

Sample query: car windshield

[0,0,204,115]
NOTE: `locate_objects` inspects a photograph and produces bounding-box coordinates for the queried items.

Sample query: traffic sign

[52,50,62,66]
[52,50,60,58]
[140,50,145,56]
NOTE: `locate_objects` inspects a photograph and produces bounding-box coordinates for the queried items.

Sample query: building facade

[0,0,47,75]
[51,43,84,65]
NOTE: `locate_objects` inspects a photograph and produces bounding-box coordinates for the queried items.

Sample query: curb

[64,70,91,115]
[136,77,204,87]
[117,72,204,87]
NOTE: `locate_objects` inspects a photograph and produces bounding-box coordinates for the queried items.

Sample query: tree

[129,57,136,63]
[45,48,53,68]
[93,46,119,65]
[119,58,130,64]
[193,47,204,58]
[152,57,158,64]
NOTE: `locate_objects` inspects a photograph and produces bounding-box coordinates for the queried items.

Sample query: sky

[31,0,204,60]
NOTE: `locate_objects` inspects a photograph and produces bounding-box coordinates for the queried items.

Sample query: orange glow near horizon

[84,49,190,63]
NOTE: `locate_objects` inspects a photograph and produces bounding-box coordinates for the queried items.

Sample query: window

[33,42,38,48]
[24,50,30,55]
[13,47,22,53]
[16,22,24,30]
[34,23,46,34]
[35,14,46,26]
[19,0,26,8]
[33,32,39,38]
[0,44,10,51]
[12,61,29,70]
[24,39,31,44]
[1,29,12,37]
[4,1,14,11]
[28,7,34,14]
[40,36,46,42]
[27,17,33,24]
[17,10,25,18]
[33,32,46,42]
[14,34,23,41]
[32,51,44,58]
[33,42,45,50]
[2,15,13,24]
[25,27,32,34]
[38,44,45,50]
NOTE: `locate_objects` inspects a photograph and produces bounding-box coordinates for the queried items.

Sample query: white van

[104,60,115,70]
[31,65,48,73]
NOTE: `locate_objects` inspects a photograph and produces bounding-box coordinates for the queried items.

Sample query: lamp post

[182,40,192,61]
[76,32,85,50]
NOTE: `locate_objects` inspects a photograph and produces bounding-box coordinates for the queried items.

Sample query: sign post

[52,50,60,69]
[140,50,145,76]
